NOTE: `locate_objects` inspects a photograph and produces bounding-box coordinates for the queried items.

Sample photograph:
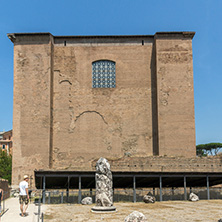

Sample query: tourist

[0,188,3,220]
[19,175,29,217]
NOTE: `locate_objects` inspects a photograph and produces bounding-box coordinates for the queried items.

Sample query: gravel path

[2,197,39,222]
[43,200,222,222]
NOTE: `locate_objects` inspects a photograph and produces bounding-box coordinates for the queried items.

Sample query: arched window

[92,60,116,88]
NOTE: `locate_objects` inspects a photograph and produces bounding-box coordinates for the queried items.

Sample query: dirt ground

[42,200,222,222]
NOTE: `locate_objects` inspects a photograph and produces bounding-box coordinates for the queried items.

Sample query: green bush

[0,150,12,184]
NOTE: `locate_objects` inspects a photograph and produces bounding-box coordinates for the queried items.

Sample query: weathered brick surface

[155,35,196,157]
[52,45,153,170]
[11,34,53,188]
[8,32,199,188]
[107,156,222,173]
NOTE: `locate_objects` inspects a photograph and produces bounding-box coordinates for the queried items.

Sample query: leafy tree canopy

[196,142,222,156]
[0,150,12,184]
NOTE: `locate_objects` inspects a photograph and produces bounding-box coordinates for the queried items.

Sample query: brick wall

[8,33,197,188]
[0,179,10,199]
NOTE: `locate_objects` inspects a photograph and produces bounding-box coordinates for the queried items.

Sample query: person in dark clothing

[0,188,3,221]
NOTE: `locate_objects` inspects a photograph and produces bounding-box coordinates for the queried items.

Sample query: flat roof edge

[7,31,196,43]
[155,31,195,39]
[54,34,154,39]
[7,32,53,43]
[34,170,222,175]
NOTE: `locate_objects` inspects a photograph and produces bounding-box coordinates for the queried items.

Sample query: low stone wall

[0,178,10,199]
[96,156,222,173]
[43,156,222,174]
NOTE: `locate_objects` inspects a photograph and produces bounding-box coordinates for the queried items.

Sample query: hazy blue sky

[0,0,221,145]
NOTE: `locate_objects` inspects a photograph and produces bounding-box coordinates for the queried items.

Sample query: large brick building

[8,32,222,198]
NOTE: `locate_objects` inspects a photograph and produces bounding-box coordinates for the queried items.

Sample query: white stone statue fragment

[125,211,147,222]
[81,197,92,205]
[189,192,199,201]
[91,157,116,212]
[143,192,156,203]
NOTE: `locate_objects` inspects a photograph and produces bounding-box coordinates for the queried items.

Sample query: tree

[0,150,12,184]
[196,143,222,156]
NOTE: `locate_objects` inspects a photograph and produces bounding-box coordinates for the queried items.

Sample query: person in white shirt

[19,175,29,217]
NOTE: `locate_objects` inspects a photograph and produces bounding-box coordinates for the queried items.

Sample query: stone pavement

[1,197,43,222]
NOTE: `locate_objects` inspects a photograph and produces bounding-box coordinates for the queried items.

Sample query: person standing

[19,175,29,217]
[0,188,3,221]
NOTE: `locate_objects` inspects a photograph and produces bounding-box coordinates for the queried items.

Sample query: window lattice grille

[92,60,116,88]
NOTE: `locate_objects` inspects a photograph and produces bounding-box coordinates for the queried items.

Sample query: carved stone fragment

[81,197,92,205]
[189,192,199,201]
[91,157,116,212]
[143,192,156,203]
[125,211,147,222]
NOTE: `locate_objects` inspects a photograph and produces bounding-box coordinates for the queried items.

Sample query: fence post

[133,175,136,203]
[67,176,70,203]
[48,192,50,204]
[42,176,46,204]
[184,176,187,200]
[3,193,5,213]
[61,192,63,204]
[207,176,210,200]
[160,176,162,202]
[38,197,41,222]
[78,176,82,204]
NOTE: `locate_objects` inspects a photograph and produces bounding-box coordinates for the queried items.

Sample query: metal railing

[29,190,44,222]
[0,191,9,217]
[44,190,93,204]
[36,197,44,222]
[37,187,222,204]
